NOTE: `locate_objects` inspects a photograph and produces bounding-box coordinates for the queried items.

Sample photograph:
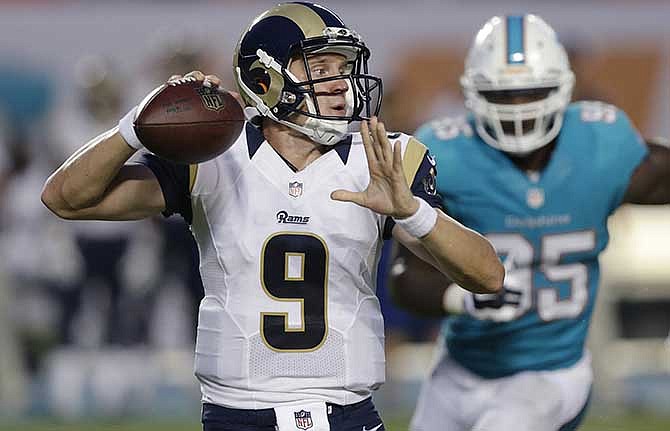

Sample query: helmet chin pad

[285,84,354,146]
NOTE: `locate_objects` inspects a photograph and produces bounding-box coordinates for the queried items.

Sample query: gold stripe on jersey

[402,137,428,187]
[265,4,326,38]
[189,164,198,193]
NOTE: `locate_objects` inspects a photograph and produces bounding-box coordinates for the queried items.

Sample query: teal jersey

[416,102,648,378]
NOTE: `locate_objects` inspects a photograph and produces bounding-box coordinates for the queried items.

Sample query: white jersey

[138,124,439,409]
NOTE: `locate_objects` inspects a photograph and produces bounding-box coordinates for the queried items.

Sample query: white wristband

[393,197,437,238]
[118,106,143,150]
[443,283,467,314]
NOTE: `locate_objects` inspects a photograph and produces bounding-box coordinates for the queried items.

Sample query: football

[134,80,244,164]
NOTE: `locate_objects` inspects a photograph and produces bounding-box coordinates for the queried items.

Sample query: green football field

[3,413,670,431]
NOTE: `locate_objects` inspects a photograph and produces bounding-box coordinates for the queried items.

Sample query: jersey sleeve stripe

[402,137,428,186]
[189,164,199,193]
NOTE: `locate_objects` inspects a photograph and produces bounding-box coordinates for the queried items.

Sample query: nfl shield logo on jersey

[526,187,545,208]
[197,86,225,112]
[294,410,313,430]
[288,181,303,198]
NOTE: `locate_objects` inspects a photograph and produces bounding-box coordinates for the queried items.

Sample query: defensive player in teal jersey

[390,14,670,431]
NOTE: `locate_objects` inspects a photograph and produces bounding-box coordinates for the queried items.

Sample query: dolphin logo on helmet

[233,2,383,146]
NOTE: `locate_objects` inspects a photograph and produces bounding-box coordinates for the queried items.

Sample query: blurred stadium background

[0,0,668,430]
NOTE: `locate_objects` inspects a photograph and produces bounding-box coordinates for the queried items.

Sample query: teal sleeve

[599,109,648,212]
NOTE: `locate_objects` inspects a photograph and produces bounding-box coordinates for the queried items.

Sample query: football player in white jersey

[391,14,670,431]
[41,3,504,430]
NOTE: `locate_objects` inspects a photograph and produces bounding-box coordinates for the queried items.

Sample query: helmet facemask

[463,79,574,155]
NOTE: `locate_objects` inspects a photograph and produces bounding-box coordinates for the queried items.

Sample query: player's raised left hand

[331,117,419,219]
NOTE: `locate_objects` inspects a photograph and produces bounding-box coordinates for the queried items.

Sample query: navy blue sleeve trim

[383,152,443,239]
[133,153,192,224]
[410,153,443,208]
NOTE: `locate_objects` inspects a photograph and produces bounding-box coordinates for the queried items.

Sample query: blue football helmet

[234,2,383,145]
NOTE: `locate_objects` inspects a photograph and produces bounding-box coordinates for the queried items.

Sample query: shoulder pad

[426,115,474,141]
[573,101,619,124]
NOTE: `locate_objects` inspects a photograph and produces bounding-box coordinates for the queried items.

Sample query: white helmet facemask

[463,78,574,155]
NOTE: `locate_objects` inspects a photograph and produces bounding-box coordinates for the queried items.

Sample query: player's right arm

[41,127,166,221]
[42,71,221,221]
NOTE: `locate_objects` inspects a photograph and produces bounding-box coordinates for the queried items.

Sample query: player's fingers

[360,118,371,145]
[392,139,403,172]
[184,70,206,81]
[377,120,393,164]
[204,74,222,88]
[360,120,378,168]
[168,74,183,82]
[331,189,365,206]
[368,117,386,163]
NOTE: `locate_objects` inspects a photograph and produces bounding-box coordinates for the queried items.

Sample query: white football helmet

[461,15,575,155]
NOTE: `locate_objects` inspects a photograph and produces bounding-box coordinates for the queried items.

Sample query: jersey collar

[247,122,352,165]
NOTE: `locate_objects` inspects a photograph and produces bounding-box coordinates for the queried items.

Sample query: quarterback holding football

[42,3,504,430]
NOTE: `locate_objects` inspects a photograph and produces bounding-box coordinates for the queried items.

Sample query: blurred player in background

[0,109,29,414]
[41,3,503,431]
[391,14,670,431]
[52,55,145,346]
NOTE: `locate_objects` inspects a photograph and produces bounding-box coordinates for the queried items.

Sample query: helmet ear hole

[248,68,271,95]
